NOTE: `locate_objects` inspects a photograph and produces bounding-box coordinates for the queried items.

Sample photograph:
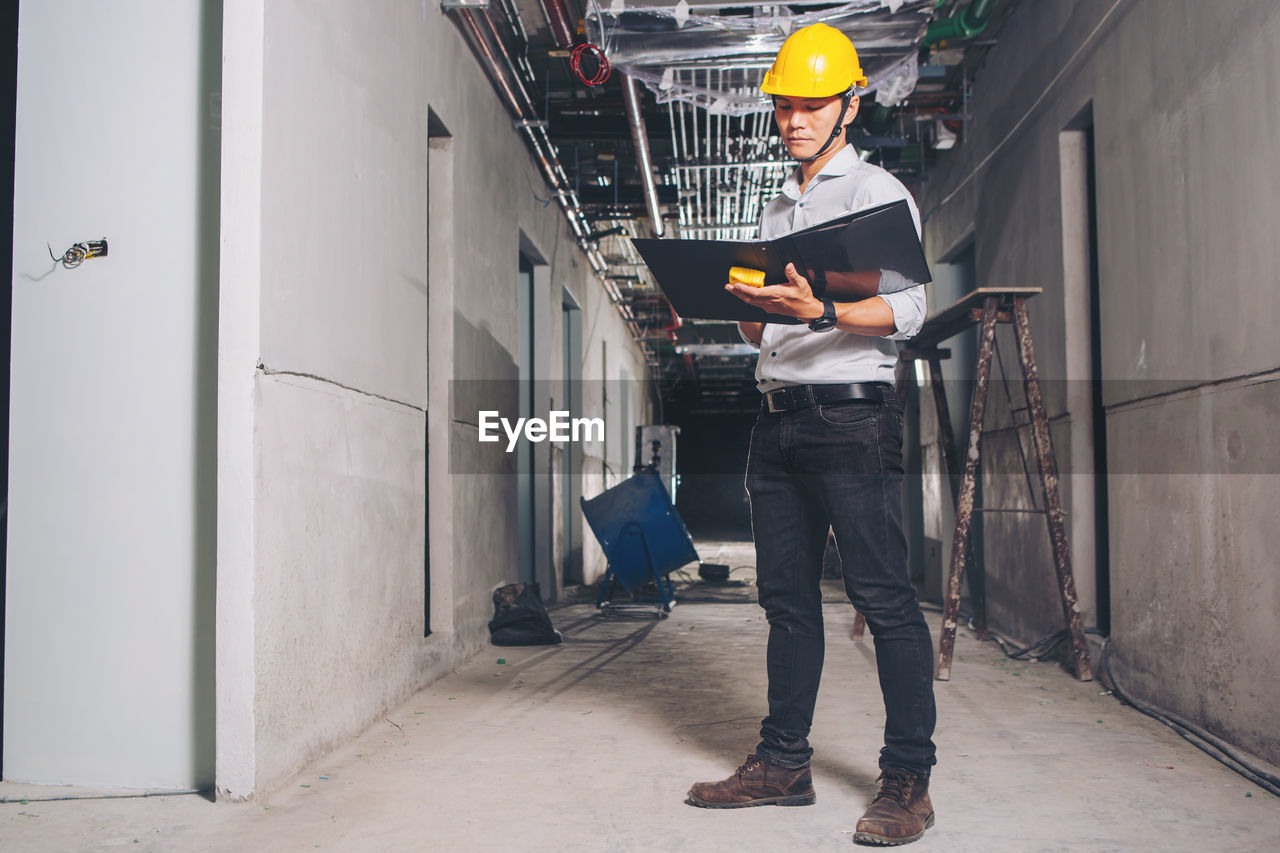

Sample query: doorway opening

[561,288,583,585]
[1061,105,1111,635]
[517,253,536,585]
[424,107,451,636]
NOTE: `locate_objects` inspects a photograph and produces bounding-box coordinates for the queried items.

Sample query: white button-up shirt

[750,145,927,391]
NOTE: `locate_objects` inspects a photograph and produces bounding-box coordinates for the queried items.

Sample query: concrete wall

[918,0,1280,764]
[4,1,219,789]
[217,0,650,798]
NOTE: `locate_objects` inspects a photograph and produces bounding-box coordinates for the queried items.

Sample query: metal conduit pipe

[449,6,645,337]
[621,73,665,238]
[497,0,532,49]
[451,11,593,254]
[667,101,685,233]
[471,11,579,212]
[460,2,671,335]
[536,0,575,50]
[456,9,524,119]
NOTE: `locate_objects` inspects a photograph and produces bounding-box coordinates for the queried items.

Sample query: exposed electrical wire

[524,173,552,207]
[960,614,1280,797]
[984,625,1100,661]
[47,239,108,269]
[570,43,610,87]
[1100,638,1280,798]
[672,715,759,744]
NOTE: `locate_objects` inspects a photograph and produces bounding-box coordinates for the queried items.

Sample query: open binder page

[631,199,930,323]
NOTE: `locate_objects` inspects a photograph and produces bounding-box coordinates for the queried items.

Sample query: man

[685,23,938,846]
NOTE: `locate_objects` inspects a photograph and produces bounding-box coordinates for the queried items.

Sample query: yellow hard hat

[761,23,868,98]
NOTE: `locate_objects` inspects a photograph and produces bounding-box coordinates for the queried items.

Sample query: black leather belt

[763,382,892,414]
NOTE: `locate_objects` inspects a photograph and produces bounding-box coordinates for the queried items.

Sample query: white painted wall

[241,0,436,796]
[226,0,652,796]
[5,0,652,798]
[5,0,219,788]
[216,0,264,800]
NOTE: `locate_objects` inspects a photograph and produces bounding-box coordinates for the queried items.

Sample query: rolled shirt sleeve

[861,171,925,340]
[879,280,927,340]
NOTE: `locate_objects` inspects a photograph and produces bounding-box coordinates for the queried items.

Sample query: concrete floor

[3,540,1278,852]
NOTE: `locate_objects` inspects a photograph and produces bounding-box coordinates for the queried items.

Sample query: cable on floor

[1100,637,1280,798]
[960,617,1280,797]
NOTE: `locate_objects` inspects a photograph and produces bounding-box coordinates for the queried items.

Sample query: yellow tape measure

[729,266,765,287]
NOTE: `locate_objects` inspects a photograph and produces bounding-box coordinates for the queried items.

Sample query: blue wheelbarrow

[580,468,699,617]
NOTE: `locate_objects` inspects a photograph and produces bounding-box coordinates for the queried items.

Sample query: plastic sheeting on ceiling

[585,0,934,115]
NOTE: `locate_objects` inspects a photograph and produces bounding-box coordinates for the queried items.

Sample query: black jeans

[746,391,937,776]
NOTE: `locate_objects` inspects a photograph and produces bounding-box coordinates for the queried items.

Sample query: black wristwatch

[808,298,837,333]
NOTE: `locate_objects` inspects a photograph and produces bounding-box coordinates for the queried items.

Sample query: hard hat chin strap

[794,87,856,164]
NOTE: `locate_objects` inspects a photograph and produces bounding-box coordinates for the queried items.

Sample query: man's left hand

[725,263,824,321]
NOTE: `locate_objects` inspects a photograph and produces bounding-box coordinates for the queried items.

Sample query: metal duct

[621,74,666,239]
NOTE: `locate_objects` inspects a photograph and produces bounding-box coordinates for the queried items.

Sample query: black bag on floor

[488,582,563,646]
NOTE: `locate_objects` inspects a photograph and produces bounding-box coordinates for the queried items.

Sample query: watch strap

[809,298,837,332]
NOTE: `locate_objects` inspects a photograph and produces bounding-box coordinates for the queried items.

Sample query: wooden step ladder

[851,287,1093,682]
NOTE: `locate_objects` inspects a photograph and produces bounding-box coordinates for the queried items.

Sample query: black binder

[630,199,931,324]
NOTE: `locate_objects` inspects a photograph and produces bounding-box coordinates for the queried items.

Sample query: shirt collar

[780,145,860,200]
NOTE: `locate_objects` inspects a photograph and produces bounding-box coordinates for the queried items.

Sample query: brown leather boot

[853,767,935,845]
[686,754,816,808]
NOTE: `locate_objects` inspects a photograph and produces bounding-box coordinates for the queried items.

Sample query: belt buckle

[766,389,785,414]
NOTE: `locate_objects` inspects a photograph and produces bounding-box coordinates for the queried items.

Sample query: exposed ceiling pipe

[622,73,666,238]
[447,4,647,338]
[456,10,525,118]
[925,0,995,44]
[587,225,627,242]
[536,0,575,51]
[474,10,544,127]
